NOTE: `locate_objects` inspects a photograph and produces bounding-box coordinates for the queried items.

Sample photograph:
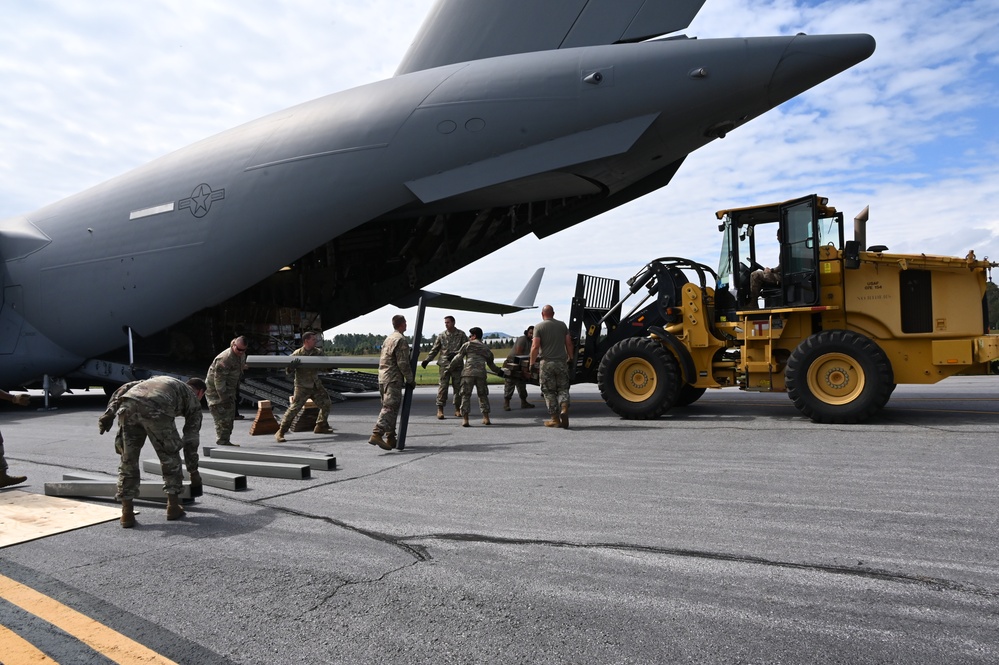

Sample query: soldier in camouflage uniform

[275,332,333,442]
[99,376,206,528]
[529,305,575,429]
[455,327,503,426]
[421,315,469,419]
[205,336,247,447]
[503,325,535,410]
[0,389,31,488]
[370,314,415,451]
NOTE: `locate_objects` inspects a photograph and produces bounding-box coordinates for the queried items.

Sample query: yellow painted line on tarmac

[0,622,58,664]
[0,574,178,665]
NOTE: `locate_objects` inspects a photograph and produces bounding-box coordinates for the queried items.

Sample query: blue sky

[1,0,997,338]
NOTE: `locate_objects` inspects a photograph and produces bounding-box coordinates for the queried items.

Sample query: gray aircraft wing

[397,0,707,75]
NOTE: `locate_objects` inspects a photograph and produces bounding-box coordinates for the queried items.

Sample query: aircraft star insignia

[178,183,225,218]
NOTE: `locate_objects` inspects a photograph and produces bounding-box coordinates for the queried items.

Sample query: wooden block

[249,399,280,436]
[290,399,319,432]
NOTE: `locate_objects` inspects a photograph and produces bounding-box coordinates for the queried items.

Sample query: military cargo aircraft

[0,0,875,390]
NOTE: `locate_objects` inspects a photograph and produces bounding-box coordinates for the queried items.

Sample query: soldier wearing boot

[455,327,503,427]
[205,336,247,447]
[370,314,415,450]
[276,332,333,442]
[100,376,206,528]
[0,389,31,488]
[421,315,468,419]
[530,305,574,429]
[503,325,535,411]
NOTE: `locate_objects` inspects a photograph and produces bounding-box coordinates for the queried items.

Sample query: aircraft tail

[396,0,707,75]
[512,268,545,309]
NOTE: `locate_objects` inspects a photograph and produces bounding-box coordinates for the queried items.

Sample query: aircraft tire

[786,330,893,423]
[598,337,680,420]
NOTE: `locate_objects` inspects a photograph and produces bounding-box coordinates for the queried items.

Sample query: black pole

[396,294,427,450]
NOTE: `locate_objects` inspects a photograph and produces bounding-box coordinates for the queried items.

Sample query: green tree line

[323,333,515,356]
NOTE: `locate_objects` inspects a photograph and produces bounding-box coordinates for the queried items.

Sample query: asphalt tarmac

[0,378,997,664]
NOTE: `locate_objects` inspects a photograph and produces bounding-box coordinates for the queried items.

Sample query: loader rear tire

[598,337,680,419]
[786,330,893,423]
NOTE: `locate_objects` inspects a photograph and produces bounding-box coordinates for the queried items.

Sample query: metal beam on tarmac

[46,479,194,501]
[140,460,248,491]
[203,446,336,471]
[198,458,311,479]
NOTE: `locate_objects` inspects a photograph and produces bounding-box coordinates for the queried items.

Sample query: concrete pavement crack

[403,531,999,599]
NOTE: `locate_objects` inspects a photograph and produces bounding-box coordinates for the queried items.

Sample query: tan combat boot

[437,406,445,420]
[544,415,561,427]
[454,407,462,417]
[559,404,570,430]
[166,494,185,520]
[0,471,27,488]
[462,415,470,427]
[120,499,136,528]
[521,399,535,409]
[314,420,333,434]
[503,399,511,411]
[369,431,393,451]
[482,413,492,425]
[275,424,288,443]
[386,432,398,449]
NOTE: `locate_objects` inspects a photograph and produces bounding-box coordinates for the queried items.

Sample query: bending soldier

[503,326,535,410]
[276,332,333,442]
[455,327,503,427]
[99,376,206,528]
[205,336,247,446]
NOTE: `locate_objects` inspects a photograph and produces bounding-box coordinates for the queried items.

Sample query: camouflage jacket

[101,376,203,447]
[426,328,469,365]
[205,347,245,406]
[379,331,414,385]
[456,339,501,378]
[288,346,325,388]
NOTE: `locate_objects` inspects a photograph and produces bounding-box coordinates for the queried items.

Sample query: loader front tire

[598,337,680,419]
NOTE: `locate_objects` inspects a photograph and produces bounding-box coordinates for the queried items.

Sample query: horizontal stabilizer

[397,0,707,74]
[393,267,545,314]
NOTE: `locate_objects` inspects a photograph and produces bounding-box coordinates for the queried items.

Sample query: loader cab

[715,194,844,310]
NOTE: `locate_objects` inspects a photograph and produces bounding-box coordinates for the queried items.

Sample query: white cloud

[1,0,997,339]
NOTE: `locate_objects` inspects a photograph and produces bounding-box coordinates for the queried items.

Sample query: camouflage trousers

[375,381,403,435]
[280,385,332,429]
[460,375,491,416]
[115,402,194,500]
[503,377,529,401]
[436,361,463,408]
[209,399,237,446]
[539,360,571,416]
[0,430,7,470]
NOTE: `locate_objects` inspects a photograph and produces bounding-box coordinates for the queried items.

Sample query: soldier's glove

[12,394,30,407]
[421,359,429,369]
[405,380,416,390]
[98,414,114,435]
[289,358,302,367]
